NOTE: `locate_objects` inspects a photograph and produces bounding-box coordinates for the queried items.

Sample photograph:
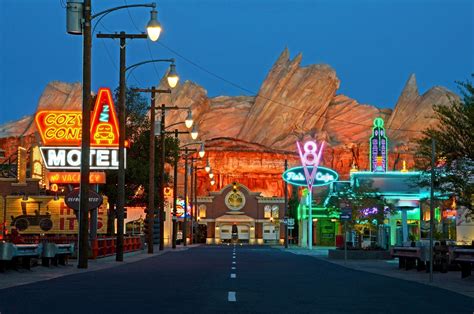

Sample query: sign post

[296,140,324,250]
[340,208,352,264]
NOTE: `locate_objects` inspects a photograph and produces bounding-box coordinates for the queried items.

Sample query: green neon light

[282,166,339,187]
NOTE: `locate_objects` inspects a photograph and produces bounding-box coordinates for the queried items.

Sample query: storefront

[196,182,285,245]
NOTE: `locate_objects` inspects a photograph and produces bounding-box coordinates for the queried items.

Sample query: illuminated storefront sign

[282,166,339,187]
[370,117,388,172]
[35,88,120,147]
[296,140,324,190]
[40,147,125,170]
[48,172,106,184]
[1,196,108,234]
[35,111,83,146]
[35,88,124,170]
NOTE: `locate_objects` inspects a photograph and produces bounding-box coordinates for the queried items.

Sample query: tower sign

[369,117,388,172]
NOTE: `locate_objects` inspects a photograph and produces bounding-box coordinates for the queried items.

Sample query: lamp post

[150,106,194,249]
[66,0,161,268]
[179,142,205,246]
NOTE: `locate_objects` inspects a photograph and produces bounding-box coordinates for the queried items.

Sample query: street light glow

[185,109,193,129]
[199,143,205,158]
[167,63,179,88]
[190,124,199,140]
[146,9,162,42]
[205,159,211,173]
[209,170,214,179]
[210,179,215,185]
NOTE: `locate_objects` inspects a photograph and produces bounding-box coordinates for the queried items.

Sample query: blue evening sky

[0,0,472,125]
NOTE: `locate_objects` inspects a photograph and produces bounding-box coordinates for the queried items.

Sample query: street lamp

[185,110,194,129]
[146,9,161,41]
[199,143,205,158]
[205,159,211,173]
[66,0,159,268]
[190,124,199,140]
[167,63,180,88]
[209,170,214,179]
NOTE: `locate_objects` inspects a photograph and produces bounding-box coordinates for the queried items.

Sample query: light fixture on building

[205,159,211,173]
[210,179,215,186]
[146,9,162,42]
[209,170,214,179]
[185,110,193,129]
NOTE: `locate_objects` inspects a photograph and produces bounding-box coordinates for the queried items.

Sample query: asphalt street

[0,245,473,314]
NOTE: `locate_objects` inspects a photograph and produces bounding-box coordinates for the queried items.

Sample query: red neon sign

[35,88,120,147]
[90,88,120,146]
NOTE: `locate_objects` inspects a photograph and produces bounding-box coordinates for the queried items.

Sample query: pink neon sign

[296,140,325,190]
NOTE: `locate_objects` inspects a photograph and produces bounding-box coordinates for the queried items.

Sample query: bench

[41,243,74,267]
[390,247,425,271]
[452,248,474,278]
[12,244,42,270]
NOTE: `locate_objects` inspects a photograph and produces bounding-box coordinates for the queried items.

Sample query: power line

[156,41,423,134]
[123,0,162,84]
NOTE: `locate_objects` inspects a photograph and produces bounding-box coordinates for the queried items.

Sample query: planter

[328,249,392,260]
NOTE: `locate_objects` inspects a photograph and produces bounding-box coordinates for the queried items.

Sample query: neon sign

[35,88,120,147]
[35,111,83,146]
[40,147,124,170]
[296,140,325,190]
[47,172,106,184]
[369,117,388,172]
[90,88,120,146]
[282,166,338,187]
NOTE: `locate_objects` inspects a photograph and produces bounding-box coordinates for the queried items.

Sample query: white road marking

[232,256,236,259]
[230,273,236,278]
[228,291,236,302]
[232,261,236,264]
[232,266,236,270]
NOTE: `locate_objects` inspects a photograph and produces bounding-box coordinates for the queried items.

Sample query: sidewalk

[278,246,474,298]
[0,244,200,290]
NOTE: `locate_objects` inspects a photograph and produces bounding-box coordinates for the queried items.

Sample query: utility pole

[159,104,166,250]
[96,32,148,262]
[132,88,171,252]
[429,138,436,282]
[78,0,92,269]
[189,157,194,245]
[147,90,156,253]
[183,148,188,246]
[194,163,198,244]
[284,159,288,249]
[172,129,179,249]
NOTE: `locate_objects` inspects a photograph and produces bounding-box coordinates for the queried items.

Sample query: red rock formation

[0,51,459,197]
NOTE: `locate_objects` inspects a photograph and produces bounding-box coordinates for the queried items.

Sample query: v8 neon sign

[296,140,325,190]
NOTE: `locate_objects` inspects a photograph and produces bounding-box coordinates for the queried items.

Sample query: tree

[100,87,180,234]
[326,181,395,248]
[416,75,474,208]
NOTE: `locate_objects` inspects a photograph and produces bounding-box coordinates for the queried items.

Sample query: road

[0,245,473,313]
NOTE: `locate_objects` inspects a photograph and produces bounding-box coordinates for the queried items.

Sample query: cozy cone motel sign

[36,88,125,170]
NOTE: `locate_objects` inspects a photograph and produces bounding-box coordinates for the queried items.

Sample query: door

[263,224,277,241]
[220,224,232,240]
[238,225,249,241]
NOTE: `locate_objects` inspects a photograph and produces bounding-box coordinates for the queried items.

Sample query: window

[199,205,207,218]
[272,205,279,218]
[264,205,272,218]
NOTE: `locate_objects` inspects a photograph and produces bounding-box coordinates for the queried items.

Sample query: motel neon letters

[35,88,124,170]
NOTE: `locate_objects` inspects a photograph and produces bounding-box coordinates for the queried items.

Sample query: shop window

[264,205,272,218]
[221,229,230,233]
[272,205,279,218]
[199,205,207,218]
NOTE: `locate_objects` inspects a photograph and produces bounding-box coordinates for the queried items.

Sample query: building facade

[196,183,285,244]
